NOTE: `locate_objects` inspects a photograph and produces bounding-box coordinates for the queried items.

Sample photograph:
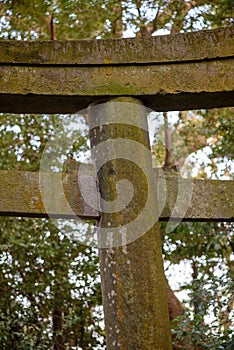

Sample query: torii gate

[0,26,234,349]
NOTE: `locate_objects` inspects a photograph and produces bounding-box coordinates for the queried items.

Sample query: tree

[0,1,233,349]
[0,114,104,349]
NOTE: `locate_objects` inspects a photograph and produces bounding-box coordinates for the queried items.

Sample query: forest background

[0,1,233,349]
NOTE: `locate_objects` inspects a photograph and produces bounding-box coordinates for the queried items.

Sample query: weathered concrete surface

[0,26,233,113]
[88,98,172,350]
[157,169,234,222]
[0,167,99,219]
[0,26,233,65]
[0,167,232,221]
[0,60,233,113]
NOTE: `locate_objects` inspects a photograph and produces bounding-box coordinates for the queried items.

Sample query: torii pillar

[88,97,172,349]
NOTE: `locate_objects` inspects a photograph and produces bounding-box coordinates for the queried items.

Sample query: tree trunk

[112,2,123,38]
[52,290,65,350]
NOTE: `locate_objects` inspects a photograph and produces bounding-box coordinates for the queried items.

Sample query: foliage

[0,1,233,349]
[0,114,104,349]
[0,217,103,349]
[162,221,234,349]
[0,0,233,40]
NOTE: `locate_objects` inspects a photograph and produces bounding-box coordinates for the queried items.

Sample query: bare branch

[50,12,56,40]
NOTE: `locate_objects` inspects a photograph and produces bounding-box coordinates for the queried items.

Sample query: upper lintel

[0,26,233,66]
[0,26,233,113]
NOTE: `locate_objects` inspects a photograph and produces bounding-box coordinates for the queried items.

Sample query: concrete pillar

[88,97,172,350]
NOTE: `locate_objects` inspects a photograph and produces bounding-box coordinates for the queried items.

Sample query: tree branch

[50,12,56,40]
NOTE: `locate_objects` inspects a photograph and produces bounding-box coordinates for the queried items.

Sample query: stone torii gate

[0,26,234,349]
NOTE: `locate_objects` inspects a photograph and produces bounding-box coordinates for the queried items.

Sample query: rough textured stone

[0,26,233,113]
[0,166,99,219]
[88,98,172,350]
[0,167,232,221]
[0,26,233,65]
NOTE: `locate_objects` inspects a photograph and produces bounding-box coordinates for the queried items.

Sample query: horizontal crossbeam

[1,27,233,66]
[0,168,232,221]
[0,27,233,113]
[0,168,99,219]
